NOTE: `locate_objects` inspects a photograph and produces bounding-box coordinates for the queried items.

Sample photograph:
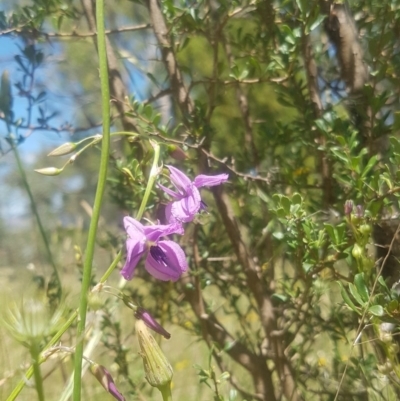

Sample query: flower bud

[35,167,62,176]
[344,200,354,216]
[352,244,363,259]
[135,307,171,339]
[135,319,173,389]
[167,144,187,160]
[355,205,364,218]
[359,224,371,237]
[48,142,77,156]
[90,363,125,401]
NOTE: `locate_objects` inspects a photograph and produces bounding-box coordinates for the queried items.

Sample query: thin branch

[42,24,150,38]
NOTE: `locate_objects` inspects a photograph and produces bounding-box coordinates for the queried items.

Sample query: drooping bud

[135,307,171,339]
[90,363,126,401]
[48,142,77,157]
[135,319,173,389]
[35,167,63,176]
[167,144,187,160]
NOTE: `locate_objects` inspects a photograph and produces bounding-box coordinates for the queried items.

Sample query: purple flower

[159,165,228,223]
[121,217,187,281]
[90,363,125,401]
[135,307,171,339]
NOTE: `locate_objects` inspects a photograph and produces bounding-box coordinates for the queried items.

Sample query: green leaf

[354,273,369,303]
[361,155,378,178]
[308,14,326,32]
[292,193,302,205]
[281,196,291,215]
[337,281,360,314]
[348,283,365,306]
[368,305,384,317]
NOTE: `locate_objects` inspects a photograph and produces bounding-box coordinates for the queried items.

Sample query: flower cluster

[121,166,228,282]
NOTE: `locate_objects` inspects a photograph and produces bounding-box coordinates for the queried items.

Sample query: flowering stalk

[72,0,110,398]
[136,139,161,220]
[160,384,173,401]
[30,341,45,401]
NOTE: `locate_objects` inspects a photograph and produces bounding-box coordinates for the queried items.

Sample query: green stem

[11,142,61,300]
[159,383,173,401]
[136,140,161,220]
[72,0,110,398]
[30,341,45,401]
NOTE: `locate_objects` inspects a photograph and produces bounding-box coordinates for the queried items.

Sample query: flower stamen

[149,245,169,266]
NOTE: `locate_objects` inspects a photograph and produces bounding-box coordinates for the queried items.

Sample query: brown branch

[301,30,333,207]
[147,0,194,118]
[211,187,301,401]
[42,24,150,38]
[223,38,260,168]
[145,1,291,399]
[324,3,371,144]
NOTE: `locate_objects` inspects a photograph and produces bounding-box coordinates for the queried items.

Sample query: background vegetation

[2,0,400,400]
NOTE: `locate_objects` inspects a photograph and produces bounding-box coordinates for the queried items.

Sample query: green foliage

[4,0,400,400]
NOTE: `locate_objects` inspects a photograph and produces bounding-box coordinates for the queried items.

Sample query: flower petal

[145,240,188,281]
[121,237,146,280]
[170,186,201,222]
[166,165,192,194]
[165,203,178,224]
[135,307,171,339]
[158,183,181,199]
[144,222,184,242]
[193,173,229,188]
[123,216,145,241]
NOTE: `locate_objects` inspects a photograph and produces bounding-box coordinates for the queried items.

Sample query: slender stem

[11,142,61,300]
[136,140,161,220]
[5,251,121,401]
[30,341,45,401]
[159,383,173,401]
[72,0,110,398]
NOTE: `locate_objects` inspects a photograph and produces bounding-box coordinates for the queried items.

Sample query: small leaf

[354,273,369,303]
[368,305,384,317]
[348,283,365,306]
[280,196,291,215]
[337,281,360,314]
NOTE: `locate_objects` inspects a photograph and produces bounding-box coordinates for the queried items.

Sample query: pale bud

[135,319,173,389]
[47,142,77,156]
[34,167,62,176]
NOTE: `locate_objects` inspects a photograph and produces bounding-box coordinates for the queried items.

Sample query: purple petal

[123,216,146,241]
[145,240,188,281]
[135,307,171,339]
[90,364,126,401]
[193,173,229,188]
[121,237,146,280]
[144,222,184,242]
[165,203,178,224]
[170,186,201,223]
[166,165,192,194]
[158,183,181,199]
